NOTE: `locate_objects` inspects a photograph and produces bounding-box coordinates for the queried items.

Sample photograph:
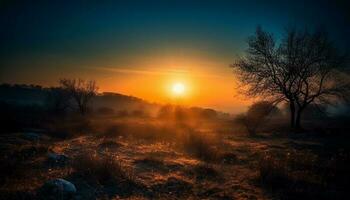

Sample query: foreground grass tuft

[72,152,134,185]
[181,131,220,162]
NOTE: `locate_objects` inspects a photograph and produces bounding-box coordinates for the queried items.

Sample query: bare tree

[231,26,350,130]
[59,79,98,115]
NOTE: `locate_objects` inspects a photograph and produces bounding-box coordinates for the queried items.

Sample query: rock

[39,178,76,200]
[47,152,69,166]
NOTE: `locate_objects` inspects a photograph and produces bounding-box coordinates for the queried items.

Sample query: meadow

[0,85,349,200]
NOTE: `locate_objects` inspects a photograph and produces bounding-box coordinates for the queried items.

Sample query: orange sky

[1,52,251,113]
[80,54,251,113]
[93,65,250,113]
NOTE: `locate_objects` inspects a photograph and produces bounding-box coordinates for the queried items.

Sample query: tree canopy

[231,26,350,129]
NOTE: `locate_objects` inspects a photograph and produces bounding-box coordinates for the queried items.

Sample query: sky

[1,0,349,113]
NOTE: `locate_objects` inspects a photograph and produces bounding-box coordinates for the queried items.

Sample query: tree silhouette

[59,79,98,115]
[231,26,350,129]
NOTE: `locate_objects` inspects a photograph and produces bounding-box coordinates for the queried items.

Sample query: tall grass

[72,152,134,185]
[180,129,221,162]
[258,151,349,199]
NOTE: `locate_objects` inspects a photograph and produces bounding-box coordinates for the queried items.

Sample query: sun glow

[172,82,185,95]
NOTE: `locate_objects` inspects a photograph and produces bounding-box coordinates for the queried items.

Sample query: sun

[172,82,185,95]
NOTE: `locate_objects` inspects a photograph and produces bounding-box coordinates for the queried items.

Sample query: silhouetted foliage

[231,26,350,129]
[59,79,98,115]
[235,101,278,135]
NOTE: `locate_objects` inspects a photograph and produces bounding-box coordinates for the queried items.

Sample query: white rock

[40,178,76,199]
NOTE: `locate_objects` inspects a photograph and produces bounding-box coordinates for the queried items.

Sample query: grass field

[1,115,349,200]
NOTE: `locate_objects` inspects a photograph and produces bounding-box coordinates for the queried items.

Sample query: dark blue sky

[1,1,349,60]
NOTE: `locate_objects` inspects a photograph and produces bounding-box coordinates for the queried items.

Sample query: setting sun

[172,82,185,95]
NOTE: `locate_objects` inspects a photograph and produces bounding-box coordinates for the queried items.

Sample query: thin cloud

[89,66,222,78]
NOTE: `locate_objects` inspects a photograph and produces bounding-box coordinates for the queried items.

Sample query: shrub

[72,152,134,185]
[234,101,278,135]
[258,153,291,188]
[181,131,219,162]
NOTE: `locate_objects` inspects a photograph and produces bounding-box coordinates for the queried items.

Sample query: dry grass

[96,120,183,143]
[190,163,221,181]
[150,176,193,197]
[180,130,222,162]
[97,139,122,152]
[1,113,349,200]
[72,152,135,185]
[258,150,350,199]
[98,123,127,138]
[133,156,167,173]
[0,143,49,185]
[134,156,164,167]
[46,117,94,138]
[258,152,291,188]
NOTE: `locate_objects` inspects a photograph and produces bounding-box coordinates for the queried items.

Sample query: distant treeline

[0,83,154,113]
[0,83,229,119]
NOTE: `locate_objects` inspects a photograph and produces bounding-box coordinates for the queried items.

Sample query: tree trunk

[295,107,303,130]
[78,102,85,115]
[80,106,86,115]
[289,101,296,129]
